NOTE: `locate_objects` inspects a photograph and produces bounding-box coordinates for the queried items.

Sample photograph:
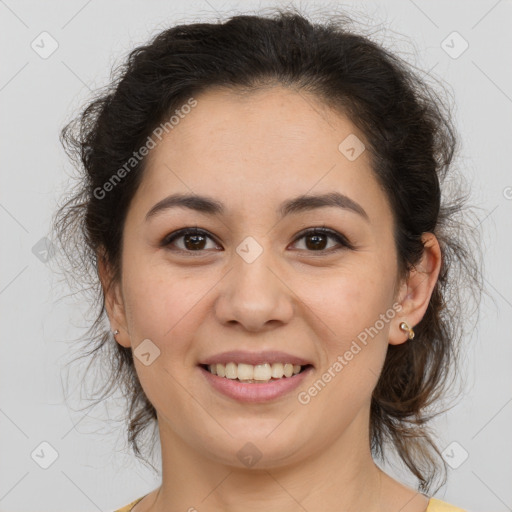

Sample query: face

[108,86,406,469]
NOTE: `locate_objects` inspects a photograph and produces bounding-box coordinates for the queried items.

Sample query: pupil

[306,234,326,250]
[185,234,205,250]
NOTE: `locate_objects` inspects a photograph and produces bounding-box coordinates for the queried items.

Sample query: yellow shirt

[113,496,467,511]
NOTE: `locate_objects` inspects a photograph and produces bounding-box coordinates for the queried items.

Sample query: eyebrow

[145,191,369,222]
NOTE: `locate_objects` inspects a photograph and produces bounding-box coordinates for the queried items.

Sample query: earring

[112,329,120,336]
[399,321,415,340]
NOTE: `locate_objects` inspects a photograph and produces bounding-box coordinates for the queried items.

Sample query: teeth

[253,363,271,381]
[206,362,303,381]
[237,363,254,381]
[271,363,284,378]
[225,362,237,379]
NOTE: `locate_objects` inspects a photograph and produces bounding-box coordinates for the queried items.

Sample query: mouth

[199,362,314,383]
[197,362,314,402]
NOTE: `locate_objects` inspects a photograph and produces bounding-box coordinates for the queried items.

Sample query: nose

[213,247,295,332]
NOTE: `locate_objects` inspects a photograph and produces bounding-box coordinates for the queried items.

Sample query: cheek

[121,256,207,358]
[297,262,396,404]
[302,265,395,348]
[120,262,210,412]
[296,273,394,417]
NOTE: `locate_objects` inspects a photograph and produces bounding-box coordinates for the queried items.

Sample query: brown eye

[162,228,220,253]
[292,228,353,252]
[161,226,353,255]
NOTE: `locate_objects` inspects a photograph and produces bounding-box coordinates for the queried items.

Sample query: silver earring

[113,329,119,336]
[399,321,415,340]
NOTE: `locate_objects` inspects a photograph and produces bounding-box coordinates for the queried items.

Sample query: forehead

[155,86,365,171]
[134,86,392,225]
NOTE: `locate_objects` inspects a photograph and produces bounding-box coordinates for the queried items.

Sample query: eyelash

[160,226,354,255]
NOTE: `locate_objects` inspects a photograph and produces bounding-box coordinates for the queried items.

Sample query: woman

[54,8,481,512]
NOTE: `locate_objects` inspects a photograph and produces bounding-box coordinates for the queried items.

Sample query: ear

[389,233,442,346]
[97,248,131,348]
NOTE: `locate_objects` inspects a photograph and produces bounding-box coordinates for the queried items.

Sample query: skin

[99,86,441,512]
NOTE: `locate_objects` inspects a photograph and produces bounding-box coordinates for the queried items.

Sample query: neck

[147,408,384,512]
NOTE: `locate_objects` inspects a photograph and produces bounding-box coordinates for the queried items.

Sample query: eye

[161,226,353,255]
[291,227,353,252]
[161,228,220,253]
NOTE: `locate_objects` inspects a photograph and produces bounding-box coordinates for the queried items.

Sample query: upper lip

[199,350,313,367]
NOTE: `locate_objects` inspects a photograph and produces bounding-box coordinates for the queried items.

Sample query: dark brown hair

[53,7,482,493]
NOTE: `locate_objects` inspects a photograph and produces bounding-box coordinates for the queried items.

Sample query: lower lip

[198,365,313,403]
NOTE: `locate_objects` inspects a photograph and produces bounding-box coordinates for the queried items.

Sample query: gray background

[1,1,511,511]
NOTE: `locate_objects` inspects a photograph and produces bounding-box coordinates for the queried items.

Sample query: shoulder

[114,496,466,512]
[427,497,467,512]
[112,496,145,512]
